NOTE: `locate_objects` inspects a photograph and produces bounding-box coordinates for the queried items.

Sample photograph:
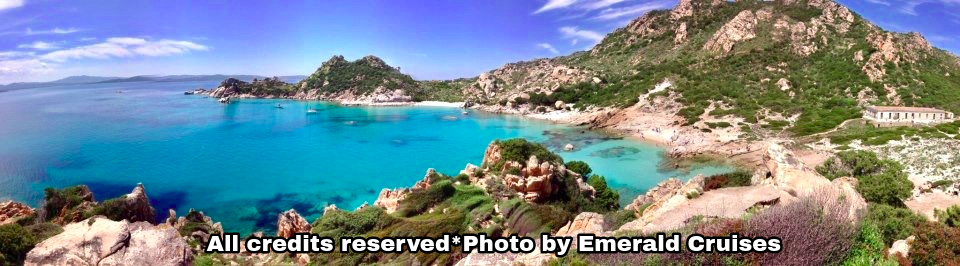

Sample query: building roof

[865,106,951,114]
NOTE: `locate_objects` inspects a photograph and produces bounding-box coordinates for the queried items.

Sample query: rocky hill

[450,0,960,136]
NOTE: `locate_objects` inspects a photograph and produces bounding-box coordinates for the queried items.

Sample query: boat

[218,97,230,103]
[306,109,319,114]
[184,91,195,95]
[275,103,284,109]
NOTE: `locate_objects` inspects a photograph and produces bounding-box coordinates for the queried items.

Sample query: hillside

[450,0,960,136]
[296,55,463,102]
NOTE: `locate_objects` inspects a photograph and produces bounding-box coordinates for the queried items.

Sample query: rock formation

[704,10,759,53]
[556,212,607,237]
[276,209,311,238]
[25,217,191,265]
[0,200,34,225]
[374,168,441,213]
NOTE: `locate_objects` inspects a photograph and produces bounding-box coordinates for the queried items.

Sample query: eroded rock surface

[276,209,311,238]
[0,200,34,225]
[26,217,191,266]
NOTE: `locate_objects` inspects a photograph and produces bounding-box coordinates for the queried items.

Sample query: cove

[0,79,733,235]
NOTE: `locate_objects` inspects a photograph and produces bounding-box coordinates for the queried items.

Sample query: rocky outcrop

[862,30,934,82]
[462,59,591,105]
[501,155,568,202]
[373,168,441,213]
[119,183,157,223]
[25,217,191,265]
[625,178,682,212]
[374,188,408,214]
[618,185,783,234]
[0,200,33,225]
[752,142,866,221]
[888,235,915,258]
[556,212,607,237]
[276,209,311,238]
[704,10,759,53]
[169,209,223,249]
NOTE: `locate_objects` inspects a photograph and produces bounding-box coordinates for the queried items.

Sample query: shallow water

[0,80,733,234]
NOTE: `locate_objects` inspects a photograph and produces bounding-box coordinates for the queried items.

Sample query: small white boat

[306,109,319,114]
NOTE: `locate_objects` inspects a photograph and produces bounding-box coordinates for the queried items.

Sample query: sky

[0,0,958,84]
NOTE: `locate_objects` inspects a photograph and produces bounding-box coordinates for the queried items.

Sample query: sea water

[0,80,733,234]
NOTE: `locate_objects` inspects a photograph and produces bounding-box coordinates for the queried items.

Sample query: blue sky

[0,0,957,84]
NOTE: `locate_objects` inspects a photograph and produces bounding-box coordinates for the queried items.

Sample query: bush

[842,222,899,266]
[744,195,858,265]
[909,222,960,266]
[311,207,398,239]
[862,204,927,245]
[0,224,36,265]
[41,185,92,222]
[396,180,456,217]
[935,205,960,228]
[817,151,912,206]
[703,170,753,191]
[488,139,562,171]
[586,175,620,211]
[564,161,592,177]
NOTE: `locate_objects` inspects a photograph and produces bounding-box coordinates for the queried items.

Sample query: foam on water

[0,80,733,234]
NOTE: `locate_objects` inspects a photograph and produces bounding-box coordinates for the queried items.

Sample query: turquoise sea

[0,79,733,234]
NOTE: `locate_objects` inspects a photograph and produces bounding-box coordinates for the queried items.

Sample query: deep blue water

[0,80,732,234]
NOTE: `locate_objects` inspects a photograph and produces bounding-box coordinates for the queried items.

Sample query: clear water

[0,80,733,234]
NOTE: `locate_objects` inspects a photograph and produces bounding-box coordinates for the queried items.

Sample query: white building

[864,106,955,126]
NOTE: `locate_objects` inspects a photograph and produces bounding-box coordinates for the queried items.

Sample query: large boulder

[25,217,191,265]
[276,209,311,238]
[116,183,157,223]
[625,178,683,212]
[0,200,34,225]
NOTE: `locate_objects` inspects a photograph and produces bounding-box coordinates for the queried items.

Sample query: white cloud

[40,37,208,62]
[898,0,960,15]
[0,58,50,75]
[534,0,637,14]
[26,27,81,35]
[0,37,208,78]
[864,0,892,6]
[17,41,59,50]
[581,0,628,10]
[536,43,560,54]
[593,2,671,20]
[0,0,24,11]
[534,0,578,14]
[560,26,604,44]
[0,51,33,59]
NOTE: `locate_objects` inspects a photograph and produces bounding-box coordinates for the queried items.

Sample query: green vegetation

[816,150,912,206]
[935,205,960,228]
[486,139,562,172]
[300,55,421,98]
[587,175,620,211]
[842,222,899,266]
[0,224,35,265]
[862,204,927,245]
[703,170,753,191]
[41,185,92,222]
[828,121,959,146]
[564,161,593,176]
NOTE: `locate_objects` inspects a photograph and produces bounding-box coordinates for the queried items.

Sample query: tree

[587,175,619,211]
[565,161,592,177]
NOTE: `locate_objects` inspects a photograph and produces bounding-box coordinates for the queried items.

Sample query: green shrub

[586,175,620,211]
[396,180,456,217]
[487,139,562,171]
[312,207,398,239]
[564,161,592,177]
[817,151,912,206]
[41,185,92,222]
[935,205,960,228]
[0,224,36,265]
[842,222,899,266]
[863,204,927,245]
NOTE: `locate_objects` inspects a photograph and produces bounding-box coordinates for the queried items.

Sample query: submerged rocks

[0,200,34,225]
[25,217,191,266]
[276,209,311,238]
